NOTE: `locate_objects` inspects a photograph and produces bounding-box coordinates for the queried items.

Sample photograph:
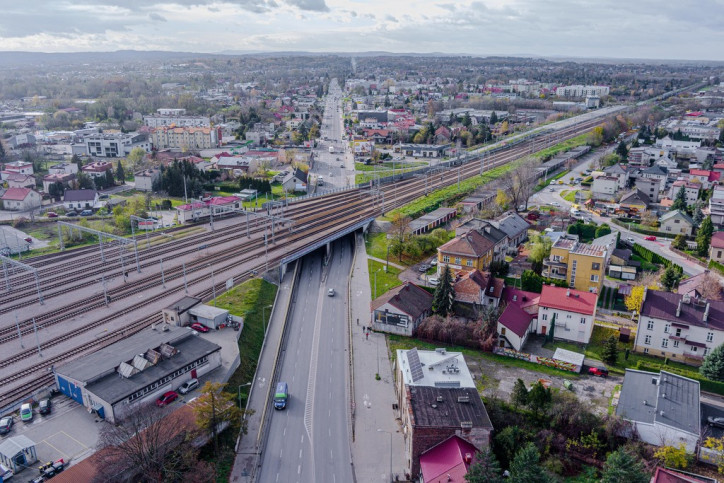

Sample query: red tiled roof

[502,287,540,314]
[539,285,597,315]
[1,187,33,201]
[711,232,724,249]
[710,172,721,182]
[177,196,240,211]
[453,270,503,304]
[419,435,478,483]
[689,169,710,177]
[438,230,495,258]
[499,302,534,337]
[651,466,713,482]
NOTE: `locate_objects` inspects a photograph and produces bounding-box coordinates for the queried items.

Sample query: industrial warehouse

[54,324,222,423]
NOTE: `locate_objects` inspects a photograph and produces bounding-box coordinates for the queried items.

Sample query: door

[191,369,197,379]
[541,326,547,336]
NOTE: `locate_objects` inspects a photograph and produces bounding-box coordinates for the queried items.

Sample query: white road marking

[280,449,283,458]
[301,435,304,443]
[283,427,286,436]
[276,474,279,482]
[299,449,303,458]
[298,465,302,475]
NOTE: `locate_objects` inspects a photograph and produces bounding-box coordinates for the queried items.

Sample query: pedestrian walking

[365,332,369,340]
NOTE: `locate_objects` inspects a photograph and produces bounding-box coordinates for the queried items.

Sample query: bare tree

[389,212,411,262]
[499,158,538,212]
[700,272,723,301]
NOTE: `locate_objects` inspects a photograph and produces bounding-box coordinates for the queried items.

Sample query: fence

[493,347,579,373]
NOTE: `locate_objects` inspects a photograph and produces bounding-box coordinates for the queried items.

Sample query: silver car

[178,378,199,395]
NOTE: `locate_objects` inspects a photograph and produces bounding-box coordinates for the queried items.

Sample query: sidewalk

[350,233,406,482]
[230,266,296,482]
[368,254,407,271]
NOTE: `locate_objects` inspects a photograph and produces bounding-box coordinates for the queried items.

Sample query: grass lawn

[369,259,402,298]
[631,253,660,271]
[365,232,391,261]
[608,384,622,415]
[562,190,578,203]
[544,325,693,375]
[388,335,579,379]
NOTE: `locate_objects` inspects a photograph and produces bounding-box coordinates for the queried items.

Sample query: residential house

[370,282,433,336]
[489,211,529,247]
[79,132,151,157]
[603,164,630,190]
[395,348,493,479]
[537,285,598,343]
[497,301,535,351]
[634,177,661,203]
[2,161,34,175]
[0,187,42,211]
[175,196,241,223]
[639,165,668,191]
[688,169,717,190]
[678,271,723,300]
[42,173,76,192]
[455,219,509,261]
[591,175,619,201]
[669,180,701,207]
[627,146,656,168]
[281,168,308,193]
[48,163,78,175]
[6,173,35,189]
[81,161,113,179]
[453,270,504,308]
[134,169,160,192]
[635,289,724,364]
[398,143,450,158]
[659,210,695,236]
[710,232,724,263]
[419,435,478,483]
[616,369,700,451]
[607,248,637,281]
[710,185,724,228]
[63,189,99,211]
[619,189,651,213]
[541,235,608,293]
[437,230,495,276]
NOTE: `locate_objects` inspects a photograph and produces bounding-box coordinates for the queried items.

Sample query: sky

[1,0,724,60]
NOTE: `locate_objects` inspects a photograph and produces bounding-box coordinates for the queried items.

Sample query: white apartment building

[80,133,151,158]
[555,85,610,98]
[669,180,701,207]
[634,289,724,365]
[709,185,724,227]
[150,126,220,150]
[143,112,211,128]
[537,285,598,344]
[591,175,619,201]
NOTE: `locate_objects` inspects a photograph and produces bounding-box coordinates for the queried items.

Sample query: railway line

[0,107,619,411]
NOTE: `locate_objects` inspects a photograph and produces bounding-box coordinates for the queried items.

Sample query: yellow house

[542,236,607,293]
[437,230,495,275]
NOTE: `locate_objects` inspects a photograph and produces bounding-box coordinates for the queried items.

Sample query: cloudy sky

[1,0,723,60]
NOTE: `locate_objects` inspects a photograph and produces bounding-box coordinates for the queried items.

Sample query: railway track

[0,109,617,410]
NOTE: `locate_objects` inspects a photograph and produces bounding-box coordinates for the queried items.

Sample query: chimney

[704,302,710,323]
[464,453,473,464]
[676,299,681,318]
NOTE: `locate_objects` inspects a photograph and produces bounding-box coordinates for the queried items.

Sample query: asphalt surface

[311,79,349,190]
[258,239,353,483]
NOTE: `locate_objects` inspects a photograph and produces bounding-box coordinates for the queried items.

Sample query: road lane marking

[298,465,301,474]
[304,280,325,445]
[299,449,303,458]
[283,427,286,436]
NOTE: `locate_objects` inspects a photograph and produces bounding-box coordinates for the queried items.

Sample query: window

[454,257,461,265]
[443,256,450,263]
[664,324,670,334]
[644,348,649,354]
[580,317,586,324]
[501,328,506,335]
[675,328,681,337]
[661,339,668,348]
[542,314,548,321]
[708,332,714,342]
[674,219,680,224]
[553,255,561,261]
[591,263,600,270]
[705,347,711,356]
[644,335,651,345]
[673,340,679,348]
[466,259,473,267]
[647,320,654,330]
[590,275,599,282]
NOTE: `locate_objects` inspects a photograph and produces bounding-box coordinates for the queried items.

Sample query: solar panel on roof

[407,348,424,382]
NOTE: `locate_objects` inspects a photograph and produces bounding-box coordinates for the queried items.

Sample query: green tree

[616,140,628,159]
[521,270,544,293]
[509,443,551,483]
[693,203,704,226]
[527,381,552,415]
[104,169,115,189]
[511,378,529,408]
[697,216,714,257]
[193,382,244,457]
[660,265,681,292]
[116,160,126,185]
[126,147,146,171]
[719,128,724,146]
[0,139,5,160]
[71,154,83,172]
[672,234,687,250]
[595,224,612,238]
[601,335,618,365]
[527,233,552,274]
[700,344,724,382]
[600,448,649,483]
[654,444,691,469]
[489,111,498,125]
[77,171,95,190]
[432,264,456,316]
[465,448,504,483]
[672,185,688,211]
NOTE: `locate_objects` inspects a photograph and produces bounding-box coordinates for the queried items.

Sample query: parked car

[0,415,13,434]
[428,277,440,286]
[551,202,561,207]
[20,403,33,422]
[178,378,199,395]
[65,211,78,217]
[156,391,178,407]
[46,211,58,218]
[0,463,13,481]
[548,187,555,192]
[38,398,51,415]
[708,416,724,428]
[24,237,32,243]
[80,209,94,216]
[430,259,437,266]
[418,264,430,273]
[626,237,635,243]
[190,322,209,333]
[644,236,657,241]
[588,367,609,378]
[328,288,335,297]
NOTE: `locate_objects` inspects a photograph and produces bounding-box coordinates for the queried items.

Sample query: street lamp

[238,382,252,409]
[377,429,393,482]
[262,304,273,336]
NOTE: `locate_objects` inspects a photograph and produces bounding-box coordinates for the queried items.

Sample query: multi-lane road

[310,79,348,190]
[258,239,353,483]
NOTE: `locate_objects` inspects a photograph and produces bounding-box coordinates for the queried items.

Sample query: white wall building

[537,285,598,344]
[555,85,610,98]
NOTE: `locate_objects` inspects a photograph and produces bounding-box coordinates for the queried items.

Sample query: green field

[369,259,402,298]
[365,232,391,260]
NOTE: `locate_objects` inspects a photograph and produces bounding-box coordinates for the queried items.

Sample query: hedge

[636,361,724,396]
[631,243,683,273]
[709,260,724,276]
[609,218,681,239]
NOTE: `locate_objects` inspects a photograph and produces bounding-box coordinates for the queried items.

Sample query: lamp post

[262,304,273,336]
[377,429,392,482]
[238,382,251,409]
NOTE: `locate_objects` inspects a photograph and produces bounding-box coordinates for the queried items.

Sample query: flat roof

[85,334,221,405]
[397,348,475,388]
[553,348,585,367]
[188,304,229,319]
[164,296,201,313]
[57,325,198,383]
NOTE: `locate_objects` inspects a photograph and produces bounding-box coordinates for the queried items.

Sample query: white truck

[328,146,334,154]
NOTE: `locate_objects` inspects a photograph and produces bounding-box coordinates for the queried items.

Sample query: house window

[666,226,671,232]
[664,324,670,334]
[466,259,473,267]
[553,255,561,262]
[673,340,679,348]
[542,314,548,321]
[674,219,680,224]
[590,275,599,282]
[443,256,450,263]
[591,263,600,270]
[675,328,681,337]
[705,347,711,356]
[719,251,723,258]
[647,320,654,330]
[454,257,461,265]
[708,332,714,342]
[580,318,586,324]
[501,328,506,335]
[644,348,649,354]
[661,339,668,348]
[644,335,651,345]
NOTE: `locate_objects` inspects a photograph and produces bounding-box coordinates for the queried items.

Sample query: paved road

[258,239,353,483]
[311,79,348,190]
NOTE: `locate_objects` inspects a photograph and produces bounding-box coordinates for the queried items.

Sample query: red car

[588,367,609,378]
[190,322,210,333]
[46,212,58,218]
[644,236,656,241]
[156,391,178,407]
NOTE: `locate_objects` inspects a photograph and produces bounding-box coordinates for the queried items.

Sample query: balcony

[546,272,567,281]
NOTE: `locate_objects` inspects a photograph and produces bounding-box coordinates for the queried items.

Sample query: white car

[178,378,199,394]
[626,237,635,243]
[428,277,440,286]
[548,188,555,192]
[328,288,335,297]
[551,202,561,207]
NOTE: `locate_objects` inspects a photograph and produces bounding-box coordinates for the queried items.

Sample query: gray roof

[63,189,97,202]
[660,209,694,225]
[642,165,668,176]
[57,324,202,383]
[409,386,493,430]
[620,189,651,206]
[491,211,529,238]
[604,164,627,175]
[165,296,201,313]
[0,435,36,457]
[616,369,700,436]
[84,333,221,404]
